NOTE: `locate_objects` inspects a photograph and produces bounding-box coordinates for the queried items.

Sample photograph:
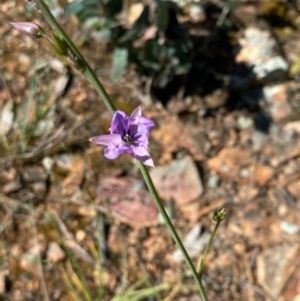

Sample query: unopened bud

[213,208,227,222]
[10,22,45,39]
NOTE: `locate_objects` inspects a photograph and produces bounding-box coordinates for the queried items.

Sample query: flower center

[122,133,133,145]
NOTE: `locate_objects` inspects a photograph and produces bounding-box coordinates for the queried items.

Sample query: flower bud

[10,22,45,39]
[213,208,227,222]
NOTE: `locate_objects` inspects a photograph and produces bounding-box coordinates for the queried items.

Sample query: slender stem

[34,1,208,299]
[197,220,221,276]
[137,161,208,301]
[34,0,116,115]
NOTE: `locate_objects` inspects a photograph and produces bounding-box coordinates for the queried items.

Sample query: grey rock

[238,116,254,130]
[22,165,48,183]
[207,174,220,188]
[257,244,300,297]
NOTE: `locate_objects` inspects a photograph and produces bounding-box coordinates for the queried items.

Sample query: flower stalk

[34,0,116,114]
[32,0,209,299]
[137,161,208,301]
[197,208,227,276]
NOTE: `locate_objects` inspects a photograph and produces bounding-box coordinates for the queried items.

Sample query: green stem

[34,1,208,299]
[34,0,116,115]
[197,220,221,276]
[137,162,208,301]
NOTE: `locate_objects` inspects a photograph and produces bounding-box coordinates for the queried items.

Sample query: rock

[184,124,211,158]
[269,188,297,210]
[151,115,188,161]
[257,244,300,298]
[28,181,47,198]
[263,84,292,122]
[54,154,76,173]
[0,99,14,135]
[21,165,48,183]
[265,128,300,167]
[109,201,159,227]
[235,26,289,83]
[188,3,206,23]
[179,200,201,223]
[251,130,269,152]
[150,156,203,205]
[46,242,65,263]
[287,179,300,199]
[236,186,258,203]
[250,164,274,186]
[0,167,17,182]
[20,245,45,275]
[280,221,299,235]
[41,156,55,174]
[54,155,85,196]
[97,176,158,227]
[151,114,211,161]
[207,147,251,179]
[98,176,152,204]
[54,73,71,97]
[238,201,268,241]
[2,179,22,194]
[284,121,300,134]
[239,168,250,178]
[237,116,254,130]
[75,230,86,243]
[207,174,220,188]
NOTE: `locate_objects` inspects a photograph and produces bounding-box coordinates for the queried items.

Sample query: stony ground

[1,1,300,301]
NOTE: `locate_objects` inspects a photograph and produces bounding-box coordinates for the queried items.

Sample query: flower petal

[104,144,128,159]
[110,111,127,134]
[130,106,141,124]
[139,116,155,129]
[131,146,154,167]
[131,125,151,147]
[89,134,122,146]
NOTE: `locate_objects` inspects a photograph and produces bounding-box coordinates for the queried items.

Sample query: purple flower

[10,22,45,39]
[90,106,155,166]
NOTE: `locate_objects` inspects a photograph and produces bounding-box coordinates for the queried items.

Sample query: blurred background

[1,0,300,300]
